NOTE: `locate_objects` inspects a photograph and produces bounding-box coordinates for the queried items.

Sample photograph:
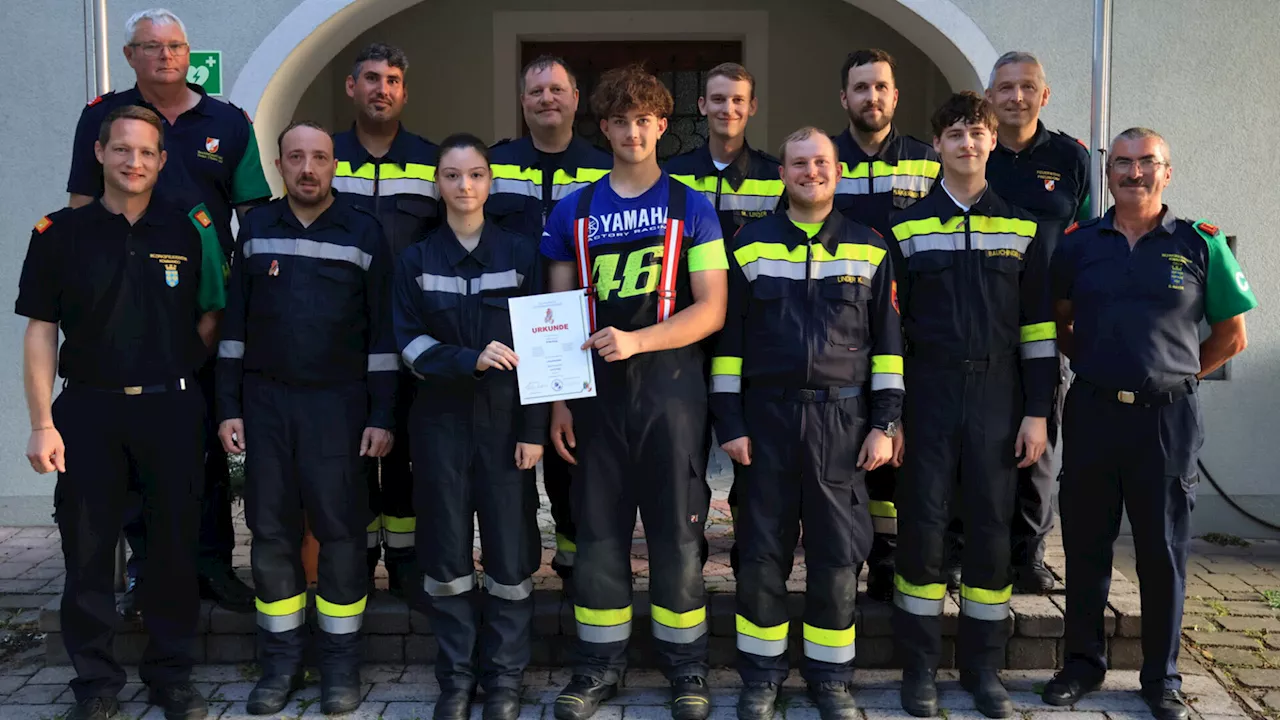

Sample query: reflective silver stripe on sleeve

[484,574,533,601]
[737,634,788,657]
[367,353,400,372]
[332,177,376,196]
[471,270,524,294]
[218,340,245,359]
[740,259,807,283]
[423,573,476,597]
[401,335,440,366]
[317,613,363,634]
[652,620,708,644]
[378,178,438,198]
[416,273,468,294]
[870,374,905,391]
[804,639,856,664]
[257,609,305,632]
[894,590,945,617]
[1020,340,1058,359]
[243,238,374,271]
[492,178,540,198]
[710,375,742,394]
[719,194,782,213]
[960,598,1010,621]
[577,620,632,644]
[872,516,898,534]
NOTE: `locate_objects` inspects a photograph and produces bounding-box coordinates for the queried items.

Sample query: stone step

[41,576,1144,670]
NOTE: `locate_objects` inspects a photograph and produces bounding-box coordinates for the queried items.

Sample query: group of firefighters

[18,7,1257,720]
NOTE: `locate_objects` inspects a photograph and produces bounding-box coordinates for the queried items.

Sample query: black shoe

[867,565,894,603]
[1141,688,1190,720]
[553,675,618,720]
[1041,667,1103,706]
[808,681,858,720]
[246,674,303,715]
[671,676,711,720]
[148,682,209,720]
[960,670,1013,719]
[116,577,141,621]
[435,687,476,720]
[1013,562,1055,594]
[198,566,254,612]
[386,559,418,602]
[321,671,362,715]
[69,697,120,720]
[736,681,778,720]
[900,669,938,718]
[484,687,522,720]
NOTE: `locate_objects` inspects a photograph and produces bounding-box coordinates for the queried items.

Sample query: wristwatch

[873,420,899,438]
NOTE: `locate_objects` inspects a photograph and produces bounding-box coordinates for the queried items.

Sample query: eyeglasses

[1109,158,1168,173]
[129,42,190,58]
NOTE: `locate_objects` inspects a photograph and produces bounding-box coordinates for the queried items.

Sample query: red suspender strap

[656,217,684,323]
[573,216,597,333]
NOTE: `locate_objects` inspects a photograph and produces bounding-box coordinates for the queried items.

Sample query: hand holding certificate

[508,290,598,405]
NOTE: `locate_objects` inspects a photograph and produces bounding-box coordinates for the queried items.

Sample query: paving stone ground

[0,462,1275,717]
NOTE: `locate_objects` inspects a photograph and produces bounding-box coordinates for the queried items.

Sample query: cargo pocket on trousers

[1177,473,1200,507]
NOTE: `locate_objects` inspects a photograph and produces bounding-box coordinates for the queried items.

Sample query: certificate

[508,290,598,405]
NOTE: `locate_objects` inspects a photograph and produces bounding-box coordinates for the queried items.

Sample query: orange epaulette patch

[1196,221,1220,236]
[1064,221,1080,235]
[87,95,104,107]
[194,210,212,228]
[34,217,52,234]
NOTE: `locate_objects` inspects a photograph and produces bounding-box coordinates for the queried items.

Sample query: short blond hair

[777,126,834,164]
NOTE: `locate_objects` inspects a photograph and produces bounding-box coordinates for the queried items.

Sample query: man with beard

[984,51,1090,594]
[332,42,439,597]
[1043,128,1254,720]
[712,127,902,720]
[486,55,612,581]
[217,122,397,716]
[833,48,940,602]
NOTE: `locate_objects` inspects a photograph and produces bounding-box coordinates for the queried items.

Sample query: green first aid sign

[187,50,223,95]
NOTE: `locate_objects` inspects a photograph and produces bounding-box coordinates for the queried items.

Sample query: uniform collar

[936,180,1002,218]
[275,192,352,233]
[783,208,846,250]
[93,196,172,227]
[339,123,412,165]
[124,82,211,118]
[995,120,1049,156]
[520,135,600,177]
[439,221,499,268]
[836,125,903,164]
[1097,205,1178,236]
[694,139,755,191]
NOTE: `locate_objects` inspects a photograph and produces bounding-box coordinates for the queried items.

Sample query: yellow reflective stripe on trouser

[652,604,707,644]
[316,595,366,634]
[736,614,788,657]
[894,574,946,616]
[484,574,533,601]
[256,593,307,632]
[554,533,576,567]
[424,572,476,597]
[960,584,1012,621]
[381,515,415,548]
[803,622,856,664]
[366,516,382,549]
[575,605,633,643]
[868,500,897,535]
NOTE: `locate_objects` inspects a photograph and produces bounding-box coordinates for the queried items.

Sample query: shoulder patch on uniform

[87,95,104,107]
[34,216,52,234]
[1196,220,1220,236]
[194,209,212,228]
[1064,221,1080,235]
[1075,137,1087,148]
[242,109,253,124]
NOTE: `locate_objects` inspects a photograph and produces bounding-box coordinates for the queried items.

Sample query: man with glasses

[66,7,270,615]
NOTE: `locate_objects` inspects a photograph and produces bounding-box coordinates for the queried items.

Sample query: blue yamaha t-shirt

[540,173,727,332]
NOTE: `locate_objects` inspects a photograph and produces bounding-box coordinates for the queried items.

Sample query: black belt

[67,377,193,395]
[906,353,1018,373]
[1073,377,1196,407]
[750,385,862,403]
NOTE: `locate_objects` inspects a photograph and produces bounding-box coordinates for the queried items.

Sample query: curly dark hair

[590,64,674,120]
[930,91,997,137]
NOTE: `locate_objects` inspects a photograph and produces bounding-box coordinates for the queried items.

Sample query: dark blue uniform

[16,200,225,704]
[1051,209,1256,692]
[332,125,439,579]
[487,135,611,576]
[394,223,546,694]
[67,83,272,596]
[216,195,397,678]
[666,141,784,240]
[711,212,903,684]
[986,122,1090,570]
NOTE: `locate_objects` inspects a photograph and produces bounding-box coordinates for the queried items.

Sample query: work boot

[736,681,778,720]
[867,565,895,603]
[483,688,522,720]
[1013,562,1055,593]
[807,681,858,720]
[387,560,414,602]
[198,566,254,613]
[1041,666,1103,706]
[147,682,209,720]
[69,697,120,720]
[671,676,711,720]
[435,687,476,720]
[1141,688,1190,720]
[900,668,938,718]
[960,670,1013,719]
[246,674,303,715]
[321,670,362,715]
[553,675,618,720]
